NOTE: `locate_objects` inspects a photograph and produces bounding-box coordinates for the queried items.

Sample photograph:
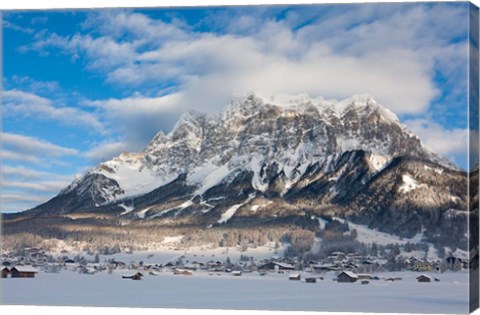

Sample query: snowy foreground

[2,270,469,313]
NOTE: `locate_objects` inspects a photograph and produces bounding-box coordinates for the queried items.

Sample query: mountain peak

[28,93,457,214]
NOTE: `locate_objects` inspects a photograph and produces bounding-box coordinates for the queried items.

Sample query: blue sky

[1,3,474,213]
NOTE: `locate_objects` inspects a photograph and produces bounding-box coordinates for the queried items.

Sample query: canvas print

[1,2,479,314]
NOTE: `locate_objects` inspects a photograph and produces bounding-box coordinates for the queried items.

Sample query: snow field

[2,270,469,313]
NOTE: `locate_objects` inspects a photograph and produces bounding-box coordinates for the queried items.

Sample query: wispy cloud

[1,150,41,163]
[10,75,61,95]
[85,93,182,150]
[1,193,51,204]
[83,141,129,162]
[3,89,105,132]
[2,180,68,193]
[3,19,34,34]
[405,118,468,165]
[2,132,79,157]
[2,166,72,180]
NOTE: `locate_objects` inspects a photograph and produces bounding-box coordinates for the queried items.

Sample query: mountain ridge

[16,92,467,249]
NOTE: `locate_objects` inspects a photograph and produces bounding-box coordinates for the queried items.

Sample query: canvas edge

[469,1,480,313]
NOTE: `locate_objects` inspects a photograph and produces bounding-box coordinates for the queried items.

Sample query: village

[0,245,469,285]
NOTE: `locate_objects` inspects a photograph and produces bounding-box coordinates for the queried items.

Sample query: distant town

[1,245,470,285]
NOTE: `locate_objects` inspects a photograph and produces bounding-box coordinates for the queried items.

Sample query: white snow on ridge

[250,201,272,213]
[334,217,418,246]
[317,217,328,230]
[424,165,443,174]
[218,194,255,224]
[136,207,152,219]
[218,204,244,224]
[162,235,184,244]
[368,154,390,172]
[188,162,230,196]
[149,201,194,219]
[95,158,176,201]
[119,203,134,215]
[250,155,269,192]
[398,174,425,194]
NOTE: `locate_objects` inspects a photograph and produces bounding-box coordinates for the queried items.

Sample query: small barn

[337,271,358,283]
[173,269,193,276]
[258,261,295,271]
[305,277,317,283]
[1,267,10,278]
[289,274,301,281]
[164,262,176,268]
[311,264,339,272]
[10,266,38,278]
[412,261,433,272]
[416,274,432,283]
[357,274,373,280]
[131,272,143,280]
[122,272,143,280]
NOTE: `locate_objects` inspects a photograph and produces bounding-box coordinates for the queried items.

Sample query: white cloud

[1,150,41,163]
[2,180,68,193]
[405,119,468,157]
[10,75,61,94]
[84,141,129,162]
[2,166,50,179]
[27,6,460,116]
[3,89,104,132]
[85,94,182,150]
[81,10,189,42]
[3,19,34,34]
[2,132,79,157]
[1,193,50,204]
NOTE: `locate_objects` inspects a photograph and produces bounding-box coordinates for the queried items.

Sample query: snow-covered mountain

[24,93,467,245]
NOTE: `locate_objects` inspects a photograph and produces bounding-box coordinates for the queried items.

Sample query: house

[207,260,224,269]
[122,272,143,280]
[163,262,176,268]
[416,274,432,283]
[311,263,339,273]
[131,272,143,280]
[329,252,347,261]
[357,274,373,280]
[337,271,358,283]
[412,261,433,272]
[231,270,242,276]
[289,274,301,281]
[258,261,295,271]
[173,269,193,276]
[1,267,10,278]
[10,266,38,278]
[79,266,96,275]
[305,277,317,283]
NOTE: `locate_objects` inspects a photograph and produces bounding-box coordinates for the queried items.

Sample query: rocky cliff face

[24,93,467,245]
